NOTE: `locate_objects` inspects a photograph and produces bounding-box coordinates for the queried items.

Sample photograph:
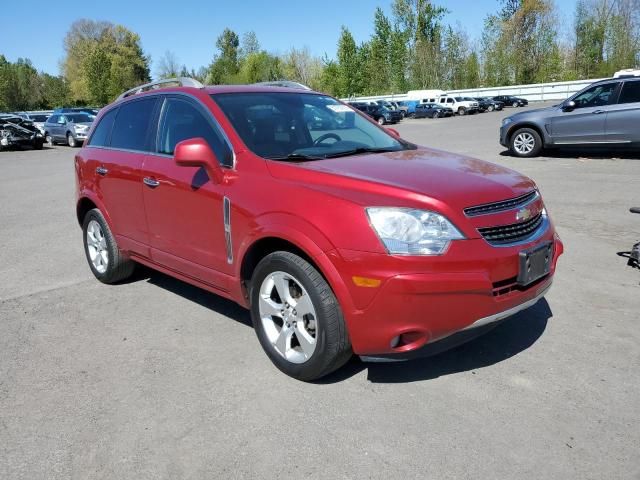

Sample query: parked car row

[348,101,404,125]
[0,107,98,150]
[389,94,528,121]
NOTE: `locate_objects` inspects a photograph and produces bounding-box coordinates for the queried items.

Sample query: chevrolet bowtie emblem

[516,207,532,222]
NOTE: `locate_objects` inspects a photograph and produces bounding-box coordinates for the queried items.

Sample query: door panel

[89,148,149,256]
[550,82,618,144]
[141,154,229,289]
[549,106,608,143]
[605,81,640,143]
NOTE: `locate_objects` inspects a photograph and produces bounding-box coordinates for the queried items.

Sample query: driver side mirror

[174,137,226,184]
[386,127,401,138]
[562,100,576,112]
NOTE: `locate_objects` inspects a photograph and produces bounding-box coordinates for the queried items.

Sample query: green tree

[336,26,361,96]
[208,28,241,84]
[62,19,150,104]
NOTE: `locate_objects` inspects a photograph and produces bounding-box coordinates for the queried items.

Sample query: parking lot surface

[1,104,639,479]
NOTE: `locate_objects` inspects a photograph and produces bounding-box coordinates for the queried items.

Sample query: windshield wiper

[322,147,401,159]
[265,153,324,161]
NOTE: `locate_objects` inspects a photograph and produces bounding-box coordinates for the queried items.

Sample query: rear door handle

[96,166,108,176]
[593,110,605,114]
[143,177,160,188]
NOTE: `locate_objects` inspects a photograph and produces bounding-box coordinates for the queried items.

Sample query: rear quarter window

[88,108,118,147]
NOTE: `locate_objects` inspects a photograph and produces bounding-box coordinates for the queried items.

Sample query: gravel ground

[1,104,639,479]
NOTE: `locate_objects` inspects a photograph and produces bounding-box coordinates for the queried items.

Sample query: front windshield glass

[32,115,49,122]
[67,113,93,123]
[212,92,414,160]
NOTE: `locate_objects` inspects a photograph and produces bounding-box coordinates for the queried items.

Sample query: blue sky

[4,0,578,76]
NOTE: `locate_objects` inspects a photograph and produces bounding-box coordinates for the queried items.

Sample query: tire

[67,133,77,147]
[82,208,135,284]
[512,101,519,108]
[458,107,467,116]
[432,111,439,119]
[377,117,385,125]
[487,105,494,112]
[45,134,53,146]
[509,127,543,158]
[250,251,352,381]
[33,139,44,150]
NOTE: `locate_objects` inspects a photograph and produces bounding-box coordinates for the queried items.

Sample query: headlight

[74,125,88,132]
[502,117,513,126]
[366,207,465,255]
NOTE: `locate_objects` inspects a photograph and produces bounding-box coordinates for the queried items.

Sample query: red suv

[75,78,563,381]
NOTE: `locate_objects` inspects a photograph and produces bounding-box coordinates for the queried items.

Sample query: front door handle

[593,110,605,114]
[143,177,160,188]
[96,166,108,176]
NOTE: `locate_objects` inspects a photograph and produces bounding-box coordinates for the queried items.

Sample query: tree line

[1,0,639,111]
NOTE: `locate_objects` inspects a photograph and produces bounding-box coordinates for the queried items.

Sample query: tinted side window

[158,98,232,166]
[47,115,58,124]
[618,82,640,104]
[110,98,157,151]
[88,108,118,147]
[572,83,617,109]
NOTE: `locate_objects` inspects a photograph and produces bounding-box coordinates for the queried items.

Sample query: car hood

[268,147,536,213]
[507,105,557,121]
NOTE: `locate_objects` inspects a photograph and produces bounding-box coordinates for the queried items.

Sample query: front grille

[464,191,538,217]
[478,212,543,245]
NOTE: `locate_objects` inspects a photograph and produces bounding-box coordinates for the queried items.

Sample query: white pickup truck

[420,94,479,116]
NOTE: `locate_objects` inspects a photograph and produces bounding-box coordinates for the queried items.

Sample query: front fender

[234,213,358,318]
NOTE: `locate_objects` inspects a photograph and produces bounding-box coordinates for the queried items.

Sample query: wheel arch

[507,123,546,145]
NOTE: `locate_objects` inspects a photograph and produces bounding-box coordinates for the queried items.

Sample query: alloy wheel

[258,271,317,364]
[513,132,536,155]
[86,219,109,274]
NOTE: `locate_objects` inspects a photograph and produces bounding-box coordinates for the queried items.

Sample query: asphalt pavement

[1,104,639,479]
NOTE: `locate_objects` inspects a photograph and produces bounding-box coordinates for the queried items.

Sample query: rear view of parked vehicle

[353,104,402,125]
[44,113,94,147]
[500,76,640,157]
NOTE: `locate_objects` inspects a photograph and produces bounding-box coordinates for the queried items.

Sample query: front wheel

[487,105,494,112]
[45,134,53,146]
[510,128,543,158]
[377,117,385,125]
[512,101,519,108]
[458,107,467,116]
[432,111,439,119]
[67,133,77,147]
[250,251,352,381]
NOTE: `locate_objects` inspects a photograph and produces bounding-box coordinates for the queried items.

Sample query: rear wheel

[82,209,135,283]
[510,127,543,158]
[250,251,351,381]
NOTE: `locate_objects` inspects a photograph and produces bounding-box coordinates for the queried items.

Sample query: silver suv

[500,77,640,157]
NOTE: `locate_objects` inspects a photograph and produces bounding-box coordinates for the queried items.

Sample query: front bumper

[328,230,563,357]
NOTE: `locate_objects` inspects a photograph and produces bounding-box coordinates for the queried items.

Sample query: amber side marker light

[352,276,381,288]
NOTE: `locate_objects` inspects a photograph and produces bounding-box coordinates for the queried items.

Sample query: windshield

[212,92,413,160]
[32,115,49,122]
[67,113,93,123]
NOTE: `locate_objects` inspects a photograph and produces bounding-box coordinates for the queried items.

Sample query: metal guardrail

[341,78,608,104]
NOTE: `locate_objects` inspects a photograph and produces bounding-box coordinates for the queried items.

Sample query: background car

[413,103,452,119]
[493,95,528,107]
[474,97,503,112]
[0,114,44,150]
[44,112,94,147]
[353,104,402,125]
[500,76,640,157]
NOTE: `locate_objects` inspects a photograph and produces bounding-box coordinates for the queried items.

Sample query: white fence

[341,78,607,104]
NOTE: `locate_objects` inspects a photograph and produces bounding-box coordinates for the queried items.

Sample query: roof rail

[253,80,312,91]
[117,77,205,100]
